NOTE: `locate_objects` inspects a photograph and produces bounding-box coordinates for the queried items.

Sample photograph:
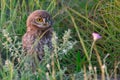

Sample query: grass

[0,0,120,80]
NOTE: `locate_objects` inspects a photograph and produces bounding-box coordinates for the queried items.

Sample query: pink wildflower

[92,32,102,41]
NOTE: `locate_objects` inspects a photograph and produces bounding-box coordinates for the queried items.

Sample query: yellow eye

[36,18,43,22]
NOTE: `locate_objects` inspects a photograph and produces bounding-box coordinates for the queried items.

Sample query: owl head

[27,10,52,30]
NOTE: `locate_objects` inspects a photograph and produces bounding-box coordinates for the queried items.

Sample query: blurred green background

[0,0,120,78]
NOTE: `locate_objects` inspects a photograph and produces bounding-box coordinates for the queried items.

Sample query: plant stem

[94,46,105,80]
[89,41,95,61]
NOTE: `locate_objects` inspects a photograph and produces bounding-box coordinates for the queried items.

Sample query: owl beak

[42,18,47,26]
[43,18,52,26]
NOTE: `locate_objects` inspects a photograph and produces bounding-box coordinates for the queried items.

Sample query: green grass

[0,0,120,80]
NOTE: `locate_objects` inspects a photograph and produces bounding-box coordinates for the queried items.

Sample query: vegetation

[0,0,120,80]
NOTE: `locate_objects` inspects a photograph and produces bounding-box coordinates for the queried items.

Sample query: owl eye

[36,18,43,22]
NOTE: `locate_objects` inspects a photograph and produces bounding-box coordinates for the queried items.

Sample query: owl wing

[45,29,53,52]
[22,32,34,54]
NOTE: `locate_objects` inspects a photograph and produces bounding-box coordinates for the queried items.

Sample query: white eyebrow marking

[43,18,45,23]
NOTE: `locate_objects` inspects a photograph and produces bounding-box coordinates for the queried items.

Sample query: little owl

[22,10,53,61]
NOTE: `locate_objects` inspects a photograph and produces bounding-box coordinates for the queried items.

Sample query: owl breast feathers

[22,10,53,60]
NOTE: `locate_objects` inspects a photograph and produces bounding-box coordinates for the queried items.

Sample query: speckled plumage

[22,10,53,60]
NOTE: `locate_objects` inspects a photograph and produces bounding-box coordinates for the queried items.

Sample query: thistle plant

[2,29,22,60]
[43,29,76,80]
[52,29,77,59]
